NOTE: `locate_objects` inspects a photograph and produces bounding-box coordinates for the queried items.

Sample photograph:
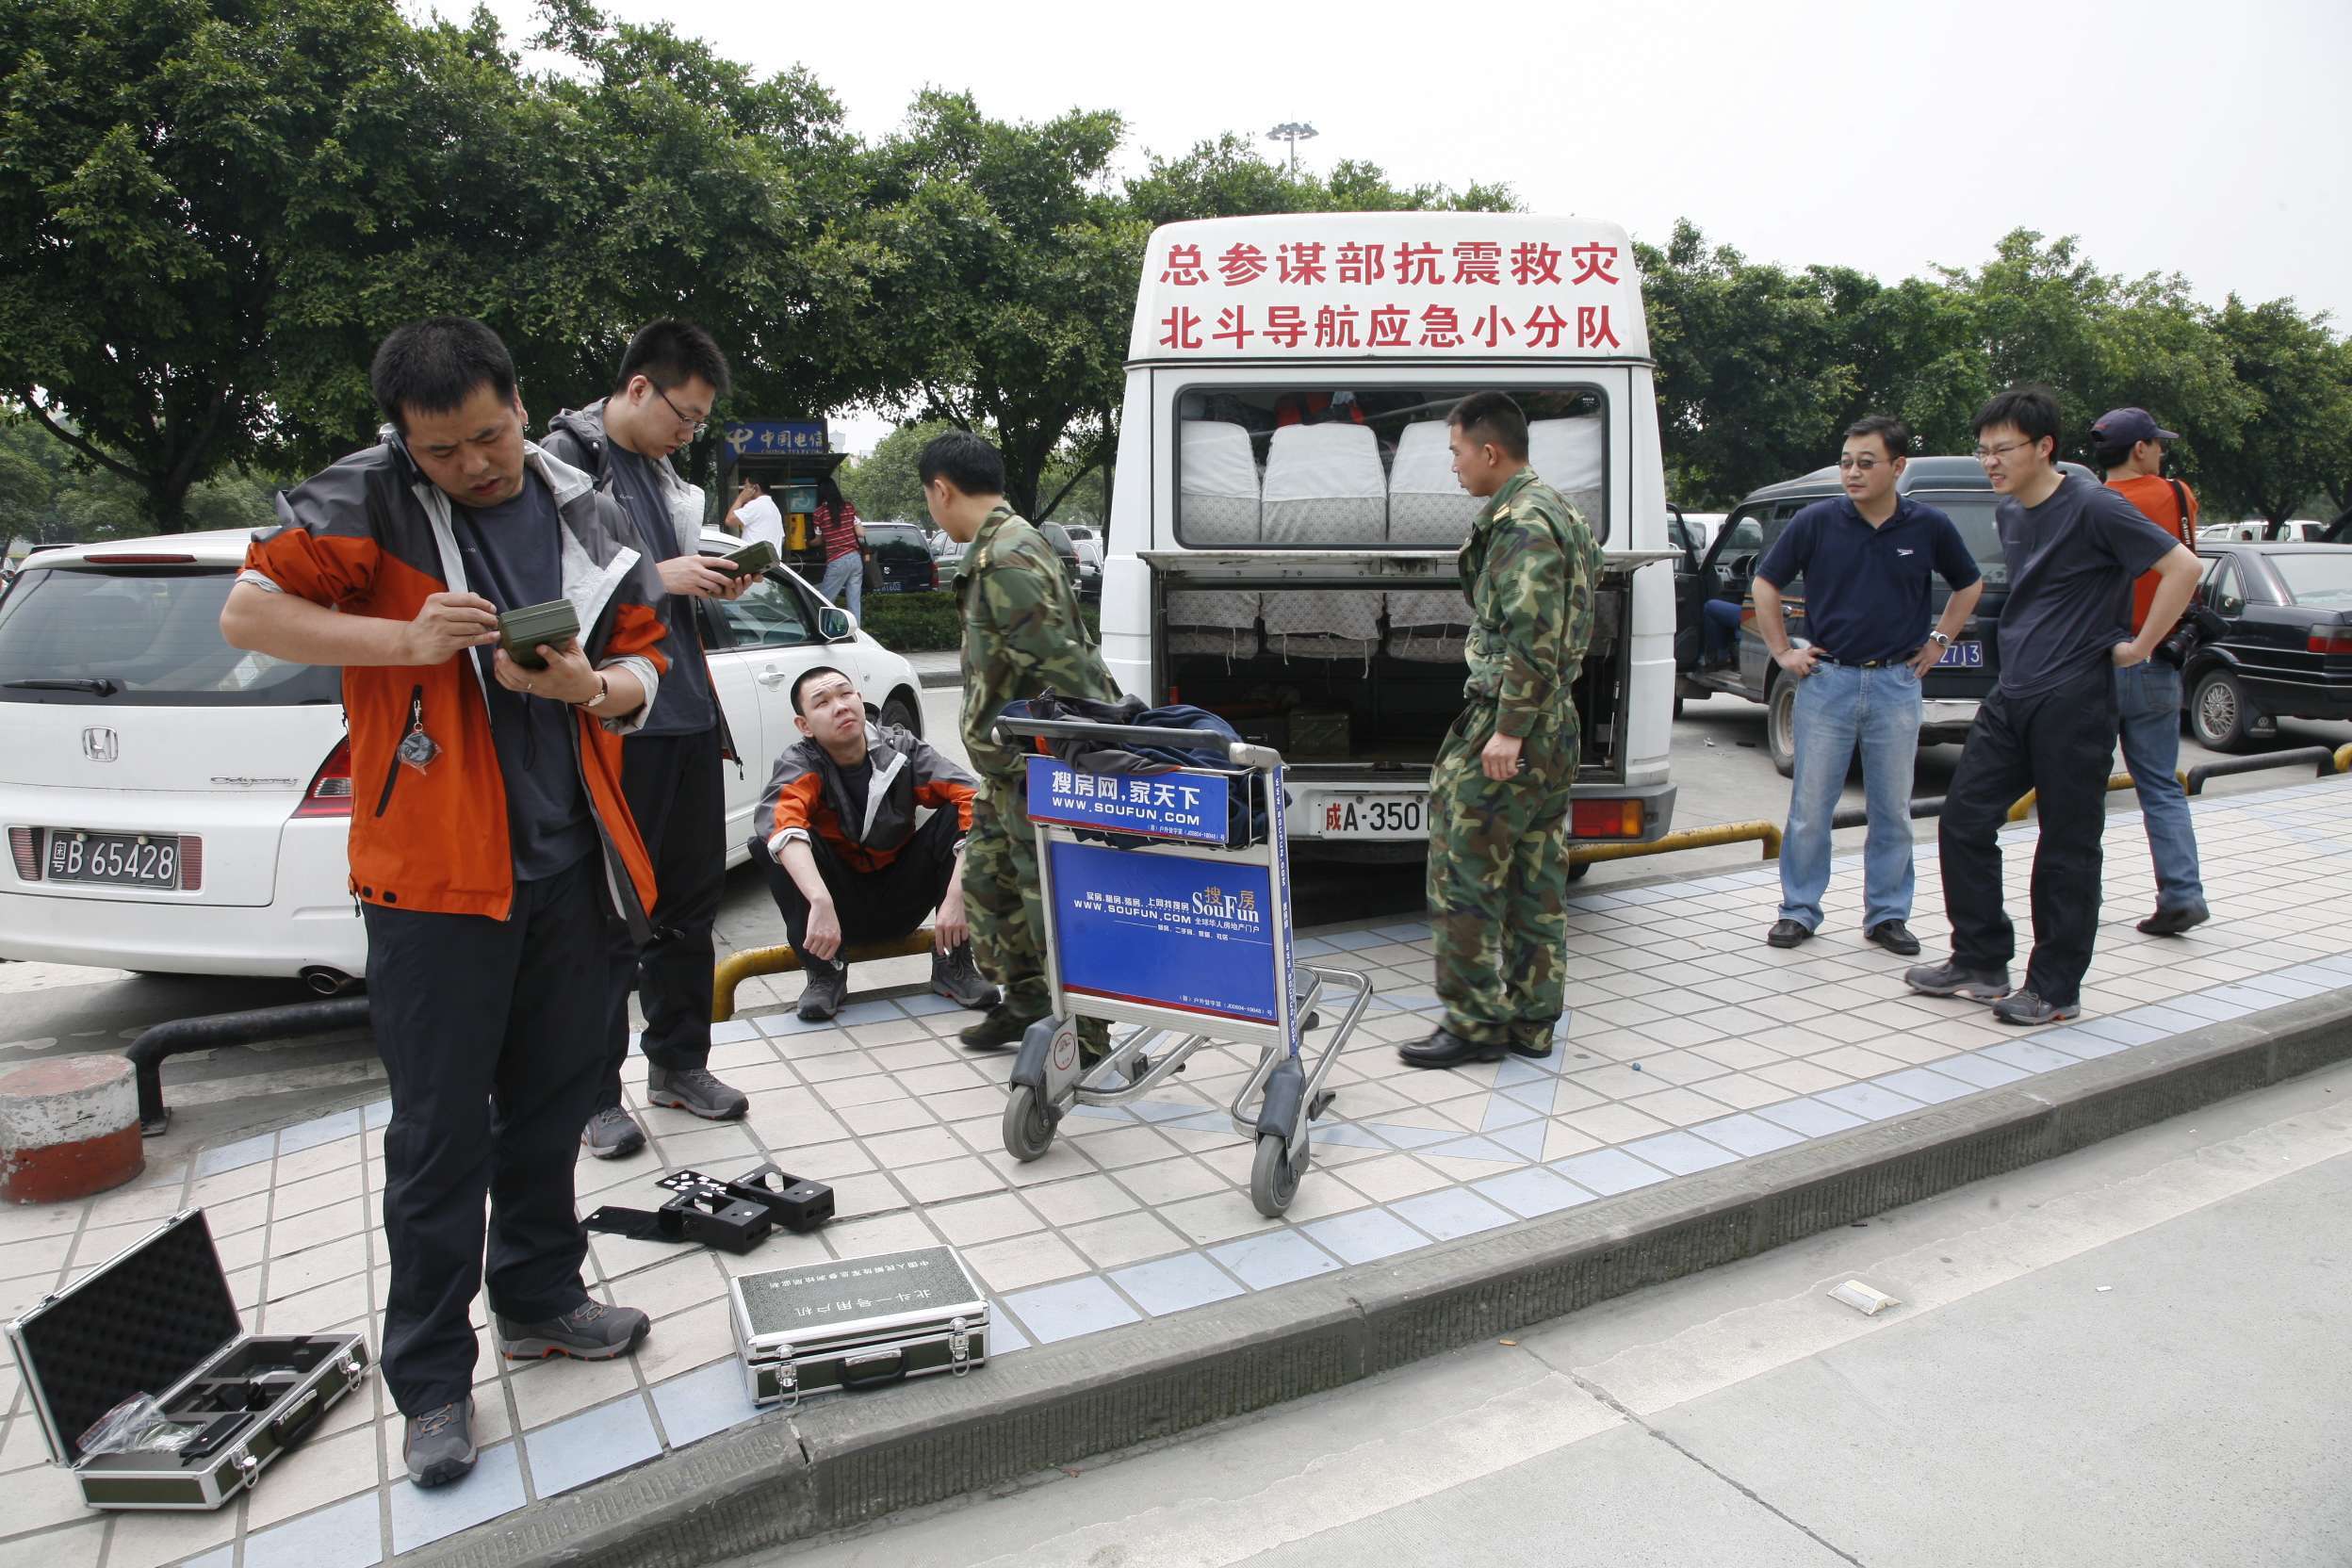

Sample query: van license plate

[44,831,183,888]
[1936,641,1984,668]
[1316,794,1426,838]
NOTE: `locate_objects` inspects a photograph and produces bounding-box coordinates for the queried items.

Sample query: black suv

[1673,456,2096,775]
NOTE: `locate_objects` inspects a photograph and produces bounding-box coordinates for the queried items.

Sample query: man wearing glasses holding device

[1751,416,1982,956]
[542,320,757,1157]
[1905,386,2201,1025]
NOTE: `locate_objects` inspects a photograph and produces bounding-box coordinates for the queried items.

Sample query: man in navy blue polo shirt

[1753,416,1984,955]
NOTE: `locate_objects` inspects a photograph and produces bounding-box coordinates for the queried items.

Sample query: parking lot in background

[4,681,2348,1152]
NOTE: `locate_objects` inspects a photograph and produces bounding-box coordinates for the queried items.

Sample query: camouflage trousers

[1427,700,1578,1048]
[968,777,1107,1046]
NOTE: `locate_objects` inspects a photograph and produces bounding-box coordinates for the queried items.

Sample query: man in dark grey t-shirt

[1904,386,2201,1026]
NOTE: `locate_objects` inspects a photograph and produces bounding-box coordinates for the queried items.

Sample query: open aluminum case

[5,1209,369,1510]
[729,1245,986,1410]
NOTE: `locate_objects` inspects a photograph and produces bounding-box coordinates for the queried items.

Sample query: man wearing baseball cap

[2093,407,2208,936]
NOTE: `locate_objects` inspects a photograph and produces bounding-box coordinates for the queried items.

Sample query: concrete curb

[406,988,2352,1568]
[916,668,960,691]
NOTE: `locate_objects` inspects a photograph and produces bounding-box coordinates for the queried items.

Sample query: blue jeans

[1700,596,1742,662]
[1779,662,1921,931]
[818,551,862,620]
[2115,660,2203,909]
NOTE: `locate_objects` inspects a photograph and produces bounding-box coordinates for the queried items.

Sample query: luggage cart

[993,717,1370,1217]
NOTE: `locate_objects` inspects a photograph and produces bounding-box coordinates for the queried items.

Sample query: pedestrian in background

[923,431,1119,1054]
[2093,406,2209,936]
[1907,386,2201,1025]
[1752,416,1983,956]
[728,478,784,554]
[1403,391,1602,1070]
[814,477,865,619]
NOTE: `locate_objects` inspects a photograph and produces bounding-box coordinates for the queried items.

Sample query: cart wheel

[1003,1085,1058,1162]
[1250,1131,1309,1217]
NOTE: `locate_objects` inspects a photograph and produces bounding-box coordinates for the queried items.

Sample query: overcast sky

[468,0,2350,453]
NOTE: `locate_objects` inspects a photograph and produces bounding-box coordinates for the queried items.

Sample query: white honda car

[0,529,923,990]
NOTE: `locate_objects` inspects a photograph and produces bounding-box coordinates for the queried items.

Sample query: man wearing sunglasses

[1906,386,2201,1026]
[1752,416,1982,956]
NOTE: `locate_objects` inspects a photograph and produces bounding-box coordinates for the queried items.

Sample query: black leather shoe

[1766,919,1814,949]
[959,1005,1044,1053]
[1509,1037,1556,1059]
[1398,1027,1508,1069]
[1866,919,1922,956]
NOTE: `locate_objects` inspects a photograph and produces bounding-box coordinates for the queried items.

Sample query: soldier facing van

[1404,391,1603,1070]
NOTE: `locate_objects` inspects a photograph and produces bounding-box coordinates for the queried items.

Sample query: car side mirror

[818,606,855,641]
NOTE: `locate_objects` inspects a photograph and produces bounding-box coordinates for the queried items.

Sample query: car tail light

[8,826,41,882]
[2307,625,2352,655]
[1571,798,1645,839]
[293,739,356,819]
[179,836,203,891]
[81,553,198,564]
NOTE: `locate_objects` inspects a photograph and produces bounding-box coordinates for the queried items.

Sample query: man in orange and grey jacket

[221,317,667,1490]
[755,665,999,1021]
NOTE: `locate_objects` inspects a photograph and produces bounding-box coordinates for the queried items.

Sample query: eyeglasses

[654,384,710,438]
[1835,456,1886,471]
[1974,439,2038,464]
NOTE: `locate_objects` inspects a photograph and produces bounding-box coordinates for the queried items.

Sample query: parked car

[1037,521,1086,590]
[1674,456,2098,775]
[1068,533,1104,600]
[2199,518,2327,544]
[1667,508,1724,557]
[0,529,923,986]
[2179,542,2352,750]
[861,520,939,595]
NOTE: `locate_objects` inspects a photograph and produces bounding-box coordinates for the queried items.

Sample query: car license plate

[1936,640,1984,668]
[1315,793,1426,839]
[44,830,184,889]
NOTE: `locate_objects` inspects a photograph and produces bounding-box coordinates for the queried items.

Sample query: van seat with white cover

[1259,422,1386,662]
[1528,414,1606,534]
[1166,591,1263,661]
[1384,420,1480,662]
[1177,420,1263,546]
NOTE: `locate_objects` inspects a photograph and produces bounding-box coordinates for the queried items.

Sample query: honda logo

[82,727,119,763]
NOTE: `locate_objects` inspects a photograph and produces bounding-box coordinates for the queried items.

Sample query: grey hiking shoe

[797,956,848,1021]
[580,1105,645,1160]
[495,1299,650,1362]
[645,1064,747,1120]
[1992,989,2081,1027]
[1903,959,2014,1001]
[931,941,1001,1011]
[403,1396,477,1488]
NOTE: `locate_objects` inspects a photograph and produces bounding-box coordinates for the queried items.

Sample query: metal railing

[712,931,938,1022]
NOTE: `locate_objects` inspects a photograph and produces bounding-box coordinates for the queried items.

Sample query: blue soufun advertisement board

[1047,841,1278,1022]
[1025,757,1230,844]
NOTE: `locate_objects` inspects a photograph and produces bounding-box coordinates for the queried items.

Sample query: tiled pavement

[3,776,2350,1568]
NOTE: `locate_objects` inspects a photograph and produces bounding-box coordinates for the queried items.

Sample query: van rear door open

[1101,214,1678,858]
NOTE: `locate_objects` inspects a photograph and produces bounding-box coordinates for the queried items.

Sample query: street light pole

[1265,122,1318,173]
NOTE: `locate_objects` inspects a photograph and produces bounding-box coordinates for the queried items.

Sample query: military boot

[931,941,1001,1011]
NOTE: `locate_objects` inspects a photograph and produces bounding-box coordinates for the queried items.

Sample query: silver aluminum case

[728,1245,988,1411]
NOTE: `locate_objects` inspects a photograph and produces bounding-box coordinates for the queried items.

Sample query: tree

[2197,298,2352,526]
[0,0,436,529]
[837,418,955,525]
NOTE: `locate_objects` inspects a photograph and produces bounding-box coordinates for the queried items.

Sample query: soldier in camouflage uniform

[1403,392,1602,1070]
[922,431,1120,1052]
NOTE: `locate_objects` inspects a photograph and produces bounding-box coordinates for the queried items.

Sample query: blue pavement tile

[1290,937,1338,958]
[277,1110,361,1156]
[2279,962,2348,988]
[2031,1027,2129,1060]
[895,991,963,1017]
[2203,985,2290,1016]
[1479,1096,1544,1133]
[2236,972,2331,1002]
[1127,1100,1202,1123]
[1690,1112,1808,1158]
[758,1011,837,1037]
[1373,923,1432,942]
[1564,893,1629,913]
[524,1395,662,1498]
[1304,1207,1428,1265]
[1378,990,1445,1013]
[1112,1251,1246,1316]
[1813,1082,1926,1122]
[2164,989,2255,1023]
[1870,1068,1983,1105]
[2115,1004,2213,1035]
[1368,1123,1456,1152]
[1312,1122,1388,1150]
[650,1359,761,1450]
[1498,1082,1561,1113]
[1549,1147,1671,1196]
[1978,1038,2083,1075]
[245,1491,383,1568]
[390,1440,526,1555]
[1067,1102,1135,1122]
[1390,1187,1516,1241]
[1472,1167,1595,1218]
[1622,1131,1740,1176]
[988,1299,1033,1354]
[1487,1122,1549,1161]
[2071,1016,2168,1048]
[1753,1097,1868,1139]
[363,1097,393,1130]
[832,1000,903,1026]
[1002,1275,1140,1344]
[708,1018,762,1045]
[2304,953,2352,977]
[1320,929,1390,951]
[1163,1113,1234,1135]
[196,1130,276,1177]
[1492,1055,1559,1090]
[1210,1229,1345,1290]
[1425,1135,1521,1165]
[1922,1052,2032,1089]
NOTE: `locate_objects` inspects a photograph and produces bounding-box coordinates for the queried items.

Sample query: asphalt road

[5,683,2348,1151]
[758,1059,2352,1568]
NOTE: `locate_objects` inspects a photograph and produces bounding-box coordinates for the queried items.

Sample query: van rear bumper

[1283,778,1675,862]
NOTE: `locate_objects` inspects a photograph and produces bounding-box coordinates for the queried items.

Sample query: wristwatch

[1929,631,1952,648]
[574,673,610,710]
